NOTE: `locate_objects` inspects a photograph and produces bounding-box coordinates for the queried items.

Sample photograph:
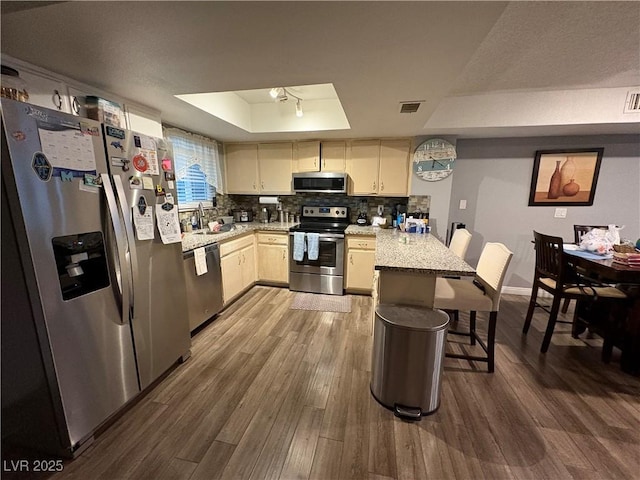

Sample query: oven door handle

[288,233,345,242]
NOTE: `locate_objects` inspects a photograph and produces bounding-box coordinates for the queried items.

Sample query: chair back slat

[533,231,573,285]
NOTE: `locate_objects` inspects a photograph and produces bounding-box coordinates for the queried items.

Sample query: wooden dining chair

[561,224,610,313]
[573,224,608,244]
[523,231,627,353]
[434,242,513,372]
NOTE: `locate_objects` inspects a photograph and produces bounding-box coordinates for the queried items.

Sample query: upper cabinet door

[258,143,293,194]
[348,140,380,195]
[378,139,410,196]
[321,141,346,172]
[225,144,259,194]
[295,141,320,172]
[18,69,71,113]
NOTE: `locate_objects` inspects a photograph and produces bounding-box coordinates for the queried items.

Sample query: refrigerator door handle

[101,173,131,325]
[112,175,139,318]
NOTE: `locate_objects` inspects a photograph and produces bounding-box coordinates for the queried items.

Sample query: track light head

[269,86,303,117]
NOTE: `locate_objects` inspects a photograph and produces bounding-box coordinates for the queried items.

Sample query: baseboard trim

[502,286,551,298]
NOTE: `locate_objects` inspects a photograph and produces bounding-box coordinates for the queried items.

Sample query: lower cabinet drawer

[257,232,288,245]
[346,236,376,250]
[220,232,255,257]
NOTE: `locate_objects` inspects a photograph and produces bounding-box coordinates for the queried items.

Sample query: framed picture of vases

[528,148,604,206]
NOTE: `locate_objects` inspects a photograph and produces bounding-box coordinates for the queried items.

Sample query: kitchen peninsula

[359,228,476,307]
[183,223,475,310]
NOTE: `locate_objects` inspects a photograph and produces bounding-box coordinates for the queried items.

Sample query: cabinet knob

[314,159,317,168]
[253,183,256,190]
[372,181,376,190]
[380,182,384,191]
[261,181,264,189]
[349,254,353,264]
[282,250,286,260]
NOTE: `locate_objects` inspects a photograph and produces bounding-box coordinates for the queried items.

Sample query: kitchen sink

[193,224,236,235]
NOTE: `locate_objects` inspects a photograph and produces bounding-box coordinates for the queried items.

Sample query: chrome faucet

[197,202,205,229]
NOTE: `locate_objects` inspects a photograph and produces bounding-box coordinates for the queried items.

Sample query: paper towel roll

[259,196,279,204]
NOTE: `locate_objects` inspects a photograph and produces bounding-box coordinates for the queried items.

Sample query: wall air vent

[624,89,640,113]
[400,101,424,114]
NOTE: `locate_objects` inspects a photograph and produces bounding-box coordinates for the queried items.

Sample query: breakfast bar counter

[372,229,475,308]
[374,229,476,276]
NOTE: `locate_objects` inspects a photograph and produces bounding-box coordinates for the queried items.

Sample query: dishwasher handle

[183,243,220,260]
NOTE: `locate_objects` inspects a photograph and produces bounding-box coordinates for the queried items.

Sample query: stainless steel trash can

[370,304,449,420]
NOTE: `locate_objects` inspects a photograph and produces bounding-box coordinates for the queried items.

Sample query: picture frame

[528,148,604,206]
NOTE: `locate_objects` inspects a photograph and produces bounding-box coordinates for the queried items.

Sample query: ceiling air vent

[400,101,424,114]
[623,89,640,113]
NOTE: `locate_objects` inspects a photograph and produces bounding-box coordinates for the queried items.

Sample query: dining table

[564,247,640,375]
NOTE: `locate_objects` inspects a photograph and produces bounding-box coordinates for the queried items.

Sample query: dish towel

[307,233,320,261]
[293,232,306,261]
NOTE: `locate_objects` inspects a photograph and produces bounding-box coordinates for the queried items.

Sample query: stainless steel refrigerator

[1,98,190,457]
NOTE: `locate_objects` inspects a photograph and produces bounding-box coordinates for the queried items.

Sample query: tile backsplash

[180,193,430,227]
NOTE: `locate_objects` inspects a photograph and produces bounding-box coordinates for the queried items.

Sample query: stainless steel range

[289,205,350,295]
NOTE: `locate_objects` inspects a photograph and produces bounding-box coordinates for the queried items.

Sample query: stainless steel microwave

[292,172,348,194]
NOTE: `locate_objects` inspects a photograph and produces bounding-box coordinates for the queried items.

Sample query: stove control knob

[341,210,345,215]
[304,209,309,214]
[335,210,339,215]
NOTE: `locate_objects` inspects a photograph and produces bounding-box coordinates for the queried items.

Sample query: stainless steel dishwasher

[182,243,224,332]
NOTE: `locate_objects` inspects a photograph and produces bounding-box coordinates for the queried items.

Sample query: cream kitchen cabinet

[345,236,376,293]
[225,144,260,194]
[256,232,289,284]
[225,143,293,194]
[295,141,321,172]
[378,139,410,195]
[17,68,71,113]
[320,141,346,172]
[348,140,380,195]
[295,140,346,173]
[347,139,410,196]
[258,143,293,193]
[220,234,256,304]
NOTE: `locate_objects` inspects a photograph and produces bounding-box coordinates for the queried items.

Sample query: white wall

[448,134,640,291]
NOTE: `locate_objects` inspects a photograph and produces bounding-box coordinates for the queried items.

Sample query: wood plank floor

[11,287,640,479]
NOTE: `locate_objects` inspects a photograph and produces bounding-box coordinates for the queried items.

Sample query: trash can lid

[375,304,449,331]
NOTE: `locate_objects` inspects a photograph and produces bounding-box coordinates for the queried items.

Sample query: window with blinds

[164,127,221,210]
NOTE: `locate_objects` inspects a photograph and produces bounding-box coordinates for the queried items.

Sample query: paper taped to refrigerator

[133,205,155,240]
[38,126,97,172]
[139,148,159,175]
[155,204,181,244]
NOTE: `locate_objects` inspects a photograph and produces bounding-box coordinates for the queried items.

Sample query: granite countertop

[372,229,475,276]
[181,221,295,253]
[345,225,378,235]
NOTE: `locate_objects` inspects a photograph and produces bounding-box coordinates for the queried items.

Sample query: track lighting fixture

[269,87,281,99]
[269,87,303,117]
